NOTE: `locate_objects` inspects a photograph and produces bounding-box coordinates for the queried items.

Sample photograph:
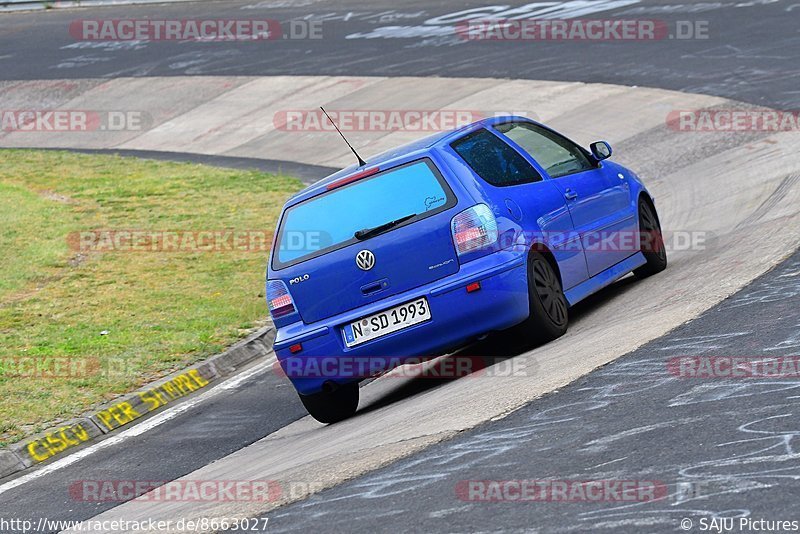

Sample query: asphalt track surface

[261,248,800,532]
[0,0,799,532]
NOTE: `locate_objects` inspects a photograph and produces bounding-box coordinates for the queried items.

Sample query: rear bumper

[274,250,529,395]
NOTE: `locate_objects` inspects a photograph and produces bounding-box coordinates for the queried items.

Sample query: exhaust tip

[322,380,339,394]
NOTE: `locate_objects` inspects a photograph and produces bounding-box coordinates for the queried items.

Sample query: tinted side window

[495,122,593,178]
[450,128,542,187]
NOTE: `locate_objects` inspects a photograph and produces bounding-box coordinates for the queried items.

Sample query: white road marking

[0,356,277,496]
[587,456,629,470]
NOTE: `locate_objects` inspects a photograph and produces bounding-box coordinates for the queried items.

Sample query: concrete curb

[0,325,275,478]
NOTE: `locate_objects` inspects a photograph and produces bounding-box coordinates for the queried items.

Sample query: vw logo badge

[356,250,375,271]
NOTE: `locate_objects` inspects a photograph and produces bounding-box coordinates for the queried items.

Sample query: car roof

[287,115,530,205]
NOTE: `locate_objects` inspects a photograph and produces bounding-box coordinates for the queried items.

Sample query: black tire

[516,251,569,345]
[633,198,667,279]
[299,382,359,424]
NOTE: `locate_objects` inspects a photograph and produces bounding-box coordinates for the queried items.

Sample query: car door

[494,121,637,277]
[446,127,588,291]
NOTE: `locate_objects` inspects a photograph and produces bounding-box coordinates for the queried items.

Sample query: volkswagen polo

[266,116,666,423]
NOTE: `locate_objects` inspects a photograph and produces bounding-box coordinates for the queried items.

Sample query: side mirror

[590,141,612,161]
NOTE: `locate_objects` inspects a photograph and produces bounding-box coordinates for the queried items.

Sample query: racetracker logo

[456,479,668,502]
[0,356,132,379]
[274,109,535,132]
[667,110,800,132]
[0,110,146,132]
[494,230,706,254]
[274,355,528,380]
[668,356,800,378]
[68,19,321,41]
[68,480,282,502]
[67,230,277,253]
[455,19,708,41]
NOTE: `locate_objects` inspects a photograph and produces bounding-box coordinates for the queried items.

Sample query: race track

[0,1,799,532]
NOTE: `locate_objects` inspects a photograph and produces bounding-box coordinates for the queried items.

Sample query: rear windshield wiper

[355,213,417,241]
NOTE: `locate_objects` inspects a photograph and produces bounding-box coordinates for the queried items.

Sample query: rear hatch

[272,158,460,324]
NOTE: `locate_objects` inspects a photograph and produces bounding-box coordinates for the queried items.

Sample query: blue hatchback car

[267,116,666,423]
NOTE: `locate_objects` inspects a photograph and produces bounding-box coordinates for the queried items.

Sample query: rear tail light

[267,280,296,319]
[451,204,498,255]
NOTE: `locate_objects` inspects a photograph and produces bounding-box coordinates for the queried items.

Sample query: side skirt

[564,252,647,306]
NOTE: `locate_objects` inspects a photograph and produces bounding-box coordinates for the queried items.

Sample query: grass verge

[0,149,303,445]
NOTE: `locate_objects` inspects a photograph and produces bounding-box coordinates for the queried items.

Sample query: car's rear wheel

[299,382,359,424]
[633,198,667,279]
[517,251,569,344]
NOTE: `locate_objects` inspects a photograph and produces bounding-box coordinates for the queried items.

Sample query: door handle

[564,189,578,201]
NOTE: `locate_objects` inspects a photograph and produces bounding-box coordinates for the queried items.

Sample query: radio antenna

[320,106,366,167]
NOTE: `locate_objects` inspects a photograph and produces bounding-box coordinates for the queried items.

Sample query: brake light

[266,280,296,319]
[325,167,379,190]
[451,204,498,255]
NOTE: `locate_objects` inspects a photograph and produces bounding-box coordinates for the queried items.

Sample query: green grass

[0,150,303,445]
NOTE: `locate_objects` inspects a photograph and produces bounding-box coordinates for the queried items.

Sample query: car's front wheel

[633,198,667,279]
[299,382,359,424]
[516,251,569,344]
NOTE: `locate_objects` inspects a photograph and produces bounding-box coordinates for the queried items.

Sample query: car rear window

[450,128,542,186]
[273,158,456,269]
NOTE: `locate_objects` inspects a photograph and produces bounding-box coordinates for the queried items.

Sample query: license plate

[342,297,431,347]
